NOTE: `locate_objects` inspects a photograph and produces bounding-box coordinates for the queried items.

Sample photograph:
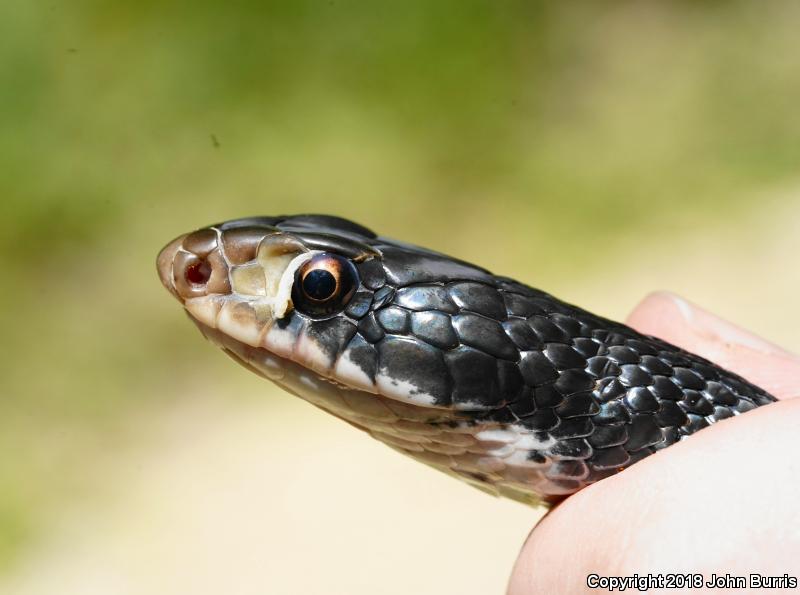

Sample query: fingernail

[662,292,792,357]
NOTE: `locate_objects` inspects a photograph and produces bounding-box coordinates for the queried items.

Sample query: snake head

[157,215,496,409]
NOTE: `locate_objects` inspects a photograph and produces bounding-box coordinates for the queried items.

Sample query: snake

[156,214,775,507]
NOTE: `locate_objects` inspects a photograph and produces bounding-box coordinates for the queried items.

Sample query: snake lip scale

[157,214,775,507]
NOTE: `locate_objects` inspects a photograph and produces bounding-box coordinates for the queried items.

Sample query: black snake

[156,214,775,506]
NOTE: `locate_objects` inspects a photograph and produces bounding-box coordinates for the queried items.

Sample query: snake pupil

[303,269,337,301]
[185,260,212,285]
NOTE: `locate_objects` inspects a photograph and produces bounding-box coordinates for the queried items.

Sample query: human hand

[508,292,800,594]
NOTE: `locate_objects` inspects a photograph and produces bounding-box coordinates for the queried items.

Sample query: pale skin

[508,292,800,594]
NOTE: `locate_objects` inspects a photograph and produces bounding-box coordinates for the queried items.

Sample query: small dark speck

[464,471,488,483]
[210,134,220,149]
[67,48,77,53]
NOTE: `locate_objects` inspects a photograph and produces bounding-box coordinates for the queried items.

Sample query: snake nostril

[185,259,212,286]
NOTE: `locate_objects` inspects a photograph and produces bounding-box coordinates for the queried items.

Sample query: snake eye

[292,253,359,317]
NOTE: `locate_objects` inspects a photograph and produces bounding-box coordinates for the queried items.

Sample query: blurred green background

[1,1,799,593]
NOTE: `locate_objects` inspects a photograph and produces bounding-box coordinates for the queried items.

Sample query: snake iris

[157,214,775,506]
